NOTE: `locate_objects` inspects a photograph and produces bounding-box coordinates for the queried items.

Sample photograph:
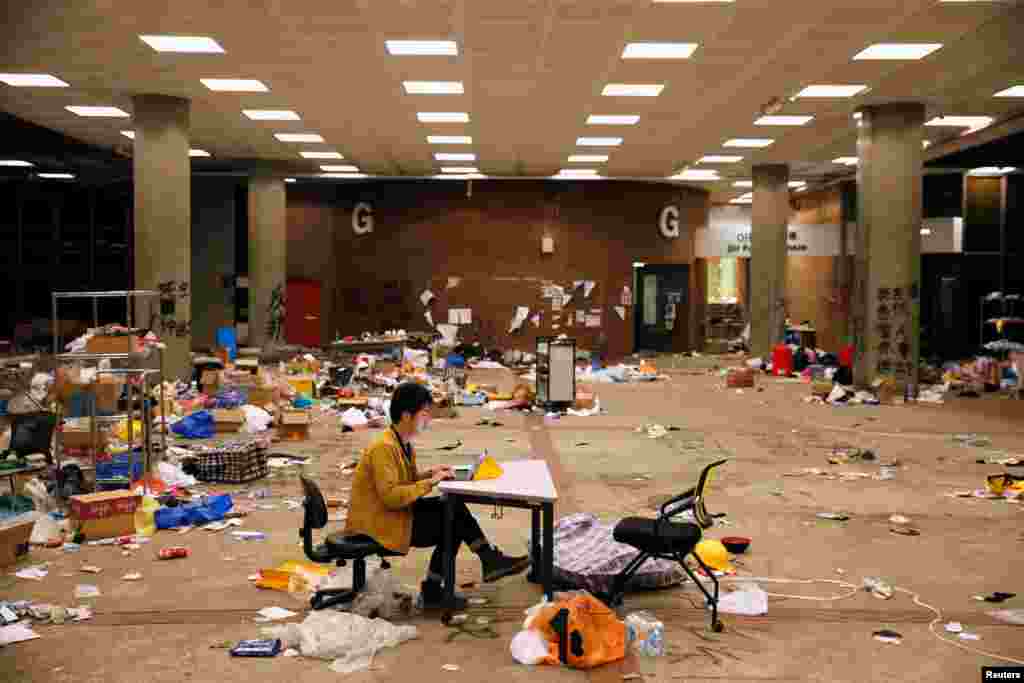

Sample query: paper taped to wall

[583,281,596,298]
[615,306,626,321]
[420,290,435,307]
[509,306,529,333]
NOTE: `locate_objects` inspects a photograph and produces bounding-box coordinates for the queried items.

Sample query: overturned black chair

[604,459,728,632]
[299,476,404,610]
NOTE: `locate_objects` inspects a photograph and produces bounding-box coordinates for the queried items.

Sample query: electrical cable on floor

[693,575,1024,665]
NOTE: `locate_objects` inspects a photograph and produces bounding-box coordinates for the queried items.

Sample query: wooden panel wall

[286,180,707,359]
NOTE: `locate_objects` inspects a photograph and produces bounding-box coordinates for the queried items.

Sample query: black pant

[410,497,485,581]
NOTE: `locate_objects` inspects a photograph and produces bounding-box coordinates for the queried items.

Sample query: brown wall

[286,180,706,359]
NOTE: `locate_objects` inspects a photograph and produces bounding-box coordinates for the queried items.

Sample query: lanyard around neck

[392,426,413,463]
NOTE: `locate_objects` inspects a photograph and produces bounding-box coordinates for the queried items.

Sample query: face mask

[414,415,431,435]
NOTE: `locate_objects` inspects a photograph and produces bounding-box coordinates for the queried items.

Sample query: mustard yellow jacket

[344,428,433,553]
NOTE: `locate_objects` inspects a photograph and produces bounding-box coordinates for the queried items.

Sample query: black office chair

[5,412,57,464]
[603,459,729,632]
[299,476,404,610]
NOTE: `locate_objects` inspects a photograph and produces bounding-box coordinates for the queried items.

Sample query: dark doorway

[634,264,689,353]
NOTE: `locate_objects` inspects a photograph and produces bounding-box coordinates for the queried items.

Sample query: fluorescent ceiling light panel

[795,84,868,98]
[586,115,640,125]
[320,164,360,172]
[285,178,296,183]
[621,42,698,59]
[66,106,129,117]
[568,154,609,163]
[441,167,479,173]
[243,109,300,121]
[788,181,807,188]
[320,173,368,178]
[699,155,743,163]
[385,40,458,56]
[994,85,1024,98]
[557,169,600,176]
[923,140,932,148]
[920,228,932,235]
[120,130,135,139]
[0,159,34,166]
[755,115,813,126]
[0,73,68,87]
[434,153,476,161]
[602,83,664,97]
[427,135,472,144]
[833,157,859,165]
[417,112,470,123]
[576,137,623,146]
[140,35,224,53]
[723,138,774,148]
[670,170,720,181]
[200,78,268,92]
[925,115,993,131]
[275,133,324,143]
[968,167,1016,176]
[732,180,752,188]
[189,149,210,157]
[853,43,943,60]
[653,0,734,3]
[38,172,75,179]
[403,81,464,94]
[730,197,753,204]
[300,151,344,159]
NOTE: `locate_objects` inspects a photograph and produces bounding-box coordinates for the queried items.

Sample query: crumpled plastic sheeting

[263,610,418,674]
[341,408,369,428]
[348,569,418,621]
[717,583,768,615]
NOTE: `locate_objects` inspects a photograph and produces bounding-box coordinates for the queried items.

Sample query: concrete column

[836,181,856,345]
[750,164,790,357]
[248,176,287,348]
[133,94,191,379]
[853,103,925,390]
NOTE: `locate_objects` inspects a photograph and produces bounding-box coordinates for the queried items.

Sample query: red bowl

[721,536,751,554]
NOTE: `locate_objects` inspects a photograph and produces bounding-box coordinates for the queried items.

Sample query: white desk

[438,459,559,610]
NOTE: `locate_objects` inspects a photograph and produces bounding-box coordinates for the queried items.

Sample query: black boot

[418,580,467,610]
[478,545,531,583]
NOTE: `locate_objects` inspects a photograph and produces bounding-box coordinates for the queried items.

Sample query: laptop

[451,453,488,481]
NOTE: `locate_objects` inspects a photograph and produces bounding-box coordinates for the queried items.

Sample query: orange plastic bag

[530,592,626,670]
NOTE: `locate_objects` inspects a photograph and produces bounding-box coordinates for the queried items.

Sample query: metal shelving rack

[52,291,166,494]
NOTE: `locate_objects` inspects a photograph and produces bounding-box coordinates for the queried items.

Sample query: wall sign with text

[352,202,374,235]
[659,205,680,239]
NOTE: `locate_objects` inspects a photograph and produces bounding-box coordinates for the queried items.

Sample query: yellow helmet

[694,539,733,572]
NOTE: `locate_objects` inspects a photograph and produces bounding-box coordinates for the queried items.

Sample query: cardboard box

[0,517,35,567]
[62,427,109,451]
[811,380,833,397]
[279,410,311,426]
[726,368,755,389]
[236,358,260,374]
[212,409,244,433]
[247,387,275,406]
[86,335,141,354]
[574,392,596,410]
[70,490,141,541]
[201,370,222,396]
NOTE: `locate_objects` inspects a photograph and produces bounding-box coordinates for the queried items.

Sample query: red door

[286,279,322,347]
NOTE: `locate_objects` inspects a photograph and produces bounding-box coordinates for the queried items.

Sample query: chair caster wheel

[712,620,724,633]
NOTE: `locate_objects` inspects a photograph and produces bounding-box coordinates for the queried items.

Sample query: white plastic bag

[240,405,273,433]
[341,408,369,428]
[510,629,549,665]
[717,583,768,616]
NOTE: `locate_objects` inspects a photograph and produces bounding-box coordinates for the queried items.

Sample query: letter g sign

[659,205,680,239]
[352,202,374,235]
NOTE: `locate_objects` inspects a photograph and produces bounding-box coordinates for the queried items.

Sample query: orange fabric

[531,593,626,670]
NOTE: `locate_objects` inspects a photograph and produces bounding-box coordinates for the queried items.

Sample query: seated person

[345,382,530,608]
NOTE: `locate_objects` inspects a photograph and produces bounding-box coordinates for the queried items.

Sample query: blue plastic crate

[95,453,145,482]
